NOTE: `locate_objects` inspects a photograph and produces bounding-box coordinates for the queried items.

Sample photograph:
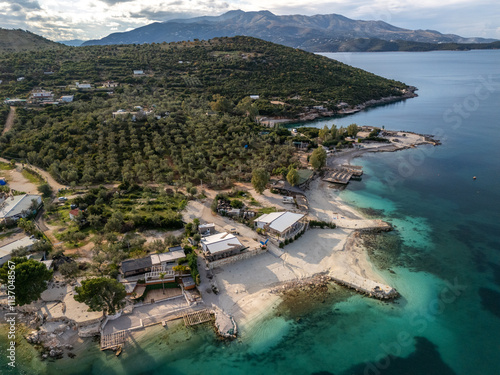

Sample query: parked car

[58,197,68,202]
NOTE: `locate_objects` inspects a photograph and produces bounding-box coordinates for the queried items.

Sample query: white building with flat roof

[150,250,185,266]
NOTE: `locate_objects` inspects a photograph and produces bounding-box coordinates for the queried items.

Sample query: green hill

[0,36,411,187]
[0,28,64,54]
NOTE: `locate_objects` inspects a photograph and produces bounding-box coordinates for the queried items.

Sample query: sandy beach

[190,172,398,335]
[188,131,439,334]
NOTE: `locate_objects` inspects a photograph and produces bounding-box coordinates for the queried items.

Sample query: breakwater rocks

[25,330,75,360]
[270,274,332,295]
[329,273,400,300]
[212,306,237,340]
[270,273,399,301]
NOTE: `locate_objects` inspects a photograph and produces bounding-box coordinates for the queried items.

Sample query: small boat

[115,345,122,356]
[473,176,477,180]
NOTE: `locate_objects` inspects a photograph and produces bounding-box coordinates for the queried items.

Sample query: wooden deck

[183,309,213,326]
[323,169,354,184]
[341,165,363,176]
[323,165,363,184]
[101,330,128,350]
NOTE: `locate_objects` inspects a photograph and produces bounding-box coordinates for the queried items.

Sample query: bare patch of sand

[0,167,38,194]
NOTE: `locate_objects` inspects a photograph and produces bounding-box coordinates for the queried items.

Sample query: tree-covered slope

[0,28,64,54]
[0,36,407,104]
[0,37,411,187]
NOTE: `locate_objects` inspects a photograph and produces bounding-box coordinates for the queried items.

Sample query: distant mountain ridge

[0,28,64,54]
[57,39,85,47]
[82,10,497,51]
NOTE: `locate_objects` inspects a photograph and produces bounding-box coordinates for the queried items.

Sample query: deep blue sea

[1,50,500,375]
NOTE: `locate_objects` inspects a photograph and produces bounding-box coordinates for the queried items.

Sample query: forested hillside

[0,28,64,54]
[0,36,410,187]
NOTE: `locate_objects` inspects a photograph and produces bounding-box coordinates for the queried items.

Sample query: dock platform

[101,330,128,350]
[183,309,213,326]
[323,165,363,184]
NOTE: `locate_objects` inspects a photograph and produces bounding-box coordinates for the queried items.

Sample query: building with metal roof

[120,256,152,278]
[0,236,37,265]
[201,232,244,262]
[255,211,307,240]
[0,194,42,223]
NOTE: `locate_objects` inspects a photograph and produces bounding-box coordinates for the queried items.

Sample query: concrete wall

[207,247,267,269]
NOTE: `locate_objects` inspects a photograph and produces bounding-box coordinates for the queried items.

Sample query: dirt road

[2,106,15,135]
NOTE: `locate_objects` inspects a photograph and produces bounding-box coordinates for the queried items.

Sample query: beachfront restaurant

[255,211,307,240]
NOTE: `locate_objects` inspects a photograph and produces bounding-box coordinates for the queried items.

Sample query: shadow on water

[332,337,457,375]
[478,288,500,319]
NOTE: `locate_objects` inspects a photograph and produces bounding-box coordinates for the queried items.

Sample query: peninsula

[0,33,439,364]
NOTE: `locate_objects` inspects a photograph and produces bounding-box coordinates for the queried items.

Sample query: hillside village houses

[60,95,74,103]
[75,82,91,89]
[102,81,119,88]
[28,89,54,104]
[0,194,42,224]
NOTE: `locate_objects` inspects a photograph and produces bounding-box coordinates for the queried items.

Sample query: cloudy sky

[0,0,498,41]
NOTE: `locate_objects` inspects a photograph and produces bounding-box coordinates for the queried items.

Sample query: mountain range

[82,10,497,51]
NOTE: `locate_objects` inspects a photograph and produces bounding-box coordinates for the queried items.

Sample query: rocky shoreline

[261,86,419,125]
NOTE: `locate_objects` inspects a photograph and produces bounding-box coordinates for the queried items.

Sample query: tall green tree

[251,168,269,194]
[159,272,166,295]
[287,167,300,187]
[17,218,37,236]
[318,125,330,141]
[310,147,327,170]
[74,277,126,316]
[0,257,53,306]
[38,183,52,198]
[347,123,359,137]
[209,94,233,113]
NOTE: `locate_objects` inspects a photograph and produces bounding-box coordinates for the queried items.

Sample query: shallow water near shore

[2,50,500,375]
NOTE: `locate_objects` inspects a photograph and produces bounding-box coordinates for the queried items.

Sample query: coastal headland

[0,125,439,361]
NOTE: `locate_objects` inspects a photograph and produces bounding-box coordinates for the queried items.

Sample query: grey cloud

[99,0,135,5]
[15,0,41,10]
[128,9,198,21]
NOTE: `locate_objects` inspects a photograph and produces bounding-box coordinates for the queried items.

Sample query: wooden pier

[323,165,363,185]
[101,330,128,350]
[341,165,363,176]
[323,169,354,184]
[183,309,213,326]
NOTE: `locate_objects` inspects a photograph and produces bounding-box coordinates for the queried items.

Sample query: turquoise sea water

[2,50,500,375]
